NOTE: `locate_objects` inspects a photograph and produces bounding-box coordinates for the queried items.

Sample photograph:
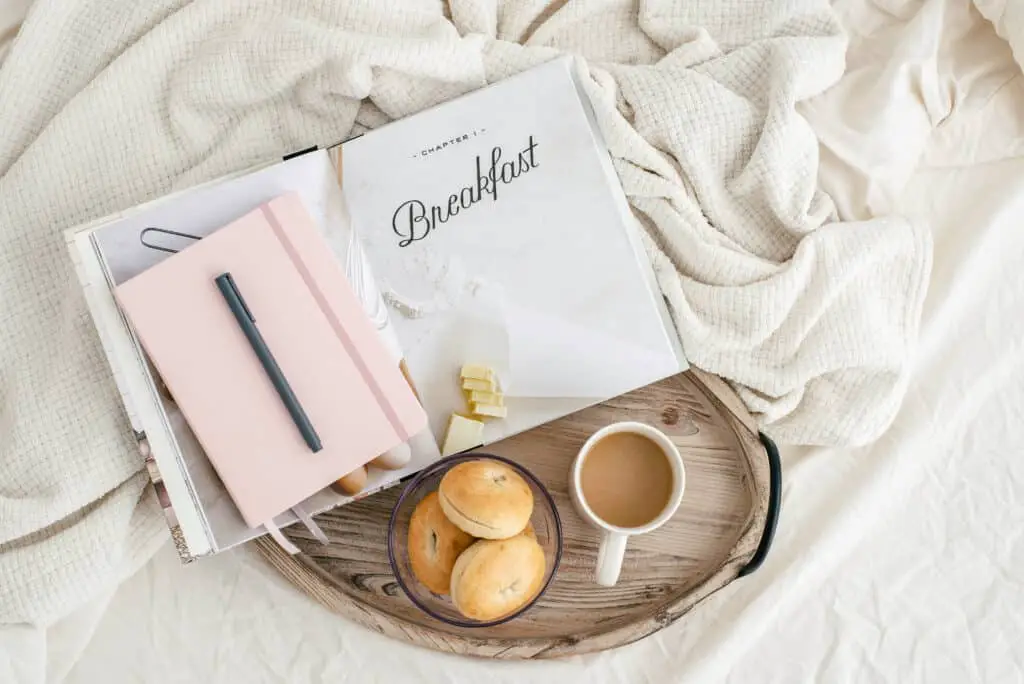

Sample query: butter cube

[468,390,503,406]
[461,377,496,393]
[460,364,494,382]
[470,402,508,419]
[441,413,485,457]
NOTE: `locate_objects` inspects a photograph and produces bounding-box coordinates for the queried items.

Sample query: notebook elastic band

[261,203,410,442]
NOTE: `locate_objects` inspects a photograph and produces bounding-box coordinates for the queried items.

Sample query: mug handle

[596,531,629,586]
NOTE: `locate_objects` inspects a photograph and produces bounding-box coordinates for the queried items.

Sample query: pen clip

[140,227,202,254]
[217,272,256,322]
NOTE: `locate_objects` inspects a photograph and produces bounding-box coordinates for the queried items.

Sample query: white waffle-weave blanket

[0,0,928,626]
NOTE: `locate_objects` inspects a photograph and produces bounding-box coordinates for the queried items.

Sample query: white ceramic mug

[569,421,686,587]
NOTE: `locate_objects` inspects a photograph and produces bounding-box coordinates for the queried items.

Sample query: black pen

[215,272,322,453]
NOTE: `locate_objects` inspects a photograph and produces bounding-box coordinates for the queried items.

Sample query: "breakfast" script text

[391,136,539,247]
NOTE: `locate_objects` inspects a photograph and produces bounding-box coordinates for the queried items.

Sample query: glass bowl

[387,453,563,628]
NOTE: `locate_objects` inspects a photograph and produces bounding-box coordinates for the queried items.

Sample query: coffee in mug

[570,421,686,586]
[579,432,674,528]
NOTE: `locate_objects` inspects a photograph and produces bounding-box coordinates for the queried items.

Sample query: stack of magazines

[64,57,686,562]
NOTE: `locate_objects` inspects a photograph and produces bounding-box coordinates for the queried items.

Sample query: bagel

[407,492,475,595]
[449,535,546,621]
[438,460,533,539]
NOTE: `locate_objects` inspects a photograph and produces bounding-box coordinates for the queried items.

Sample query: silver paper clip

[139,227,202,254]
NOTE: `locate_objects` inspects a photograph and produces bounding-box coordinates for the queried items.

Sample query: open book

[65,57,686,562]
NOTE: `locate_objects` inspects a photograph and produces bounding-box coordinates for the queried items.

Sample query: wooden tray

[257,368,780,658]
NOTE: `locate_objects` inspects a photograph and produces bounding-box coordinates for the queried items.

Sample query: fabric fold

[0,0,930,626]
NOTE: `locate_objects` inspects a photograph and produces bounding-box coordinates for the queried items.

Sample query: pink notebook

[115,192,427,530]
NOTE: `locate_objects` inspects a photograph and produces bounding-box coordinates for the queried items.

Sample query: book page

[341,57,685,447]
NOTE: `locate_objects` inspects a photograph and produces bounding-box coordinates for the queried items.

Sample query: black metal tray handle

[738,433,781,577]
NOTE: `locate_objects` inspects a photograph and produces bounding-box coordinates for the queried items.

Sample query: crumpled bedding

[3,0,1024,681]
[0,0,928,637]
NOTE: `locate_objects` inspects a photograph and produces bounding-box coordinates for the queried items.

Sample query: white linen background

[1,0,1023,683]
[1,0,933,636]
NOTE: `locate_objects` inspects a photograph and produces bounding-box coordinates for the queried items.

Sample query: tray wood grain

[257,368,771,658]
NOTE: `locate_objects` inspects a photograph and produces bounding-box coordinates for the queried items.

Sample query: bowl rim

[387,452,564,628]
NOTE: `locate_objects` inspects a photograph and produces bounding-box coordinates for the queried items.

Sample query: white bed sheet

[10,0,1024,681]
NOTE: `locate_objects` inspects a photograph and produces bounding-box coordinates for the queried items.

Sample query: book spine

[67,234,145,436]
[64,227,215,561]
